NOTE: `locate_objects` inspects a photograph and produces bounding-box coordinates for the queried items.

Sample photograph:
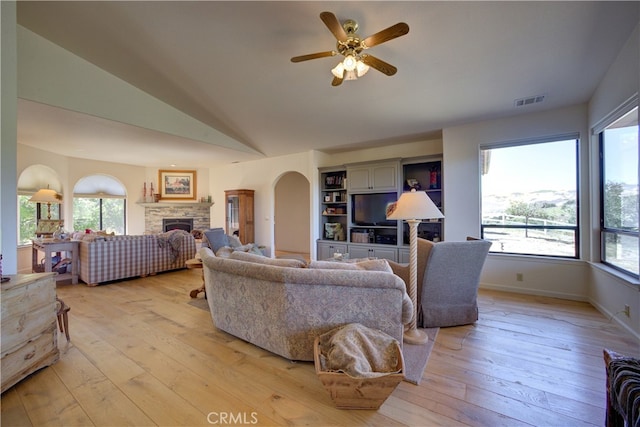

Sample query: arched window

[73,175,127,234]
[17,165,63,245]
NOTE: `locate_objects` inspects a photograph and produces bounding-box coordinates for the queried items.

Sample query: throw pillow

[215,246,234,258]
[227,234,242,248]
[308,259,392,273]
[204,228,228,252]
[230,251,307,268]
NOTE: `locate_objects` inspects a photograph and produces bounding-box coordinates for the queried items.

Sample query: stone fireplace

[142,202,212,234]
[163,218,194,233]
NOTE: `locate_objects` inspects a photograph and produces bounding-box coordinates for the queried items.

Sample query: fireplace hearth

[163,218,194,233]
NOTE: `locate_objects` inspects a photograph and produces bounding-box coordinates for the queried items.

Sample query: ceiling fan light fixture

[343,54,357,71]
[331,62,344,78]
[291,12,409,86]
[344,69,358,81]
[356,60,370,77]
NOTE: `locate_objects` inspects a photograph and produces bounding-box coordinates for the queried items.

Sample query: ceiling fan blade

[362,54,397,76]
[291,51,336,63]
[320,11,348,42]
[332,68,346,86]
[362,22,409,48]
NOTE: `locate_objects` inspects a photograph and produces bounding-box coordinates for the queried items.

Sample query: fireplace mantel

[137,202,214,208]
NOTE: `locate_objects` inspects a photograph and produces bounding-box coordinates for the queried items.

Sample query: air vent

[514,95,545,107]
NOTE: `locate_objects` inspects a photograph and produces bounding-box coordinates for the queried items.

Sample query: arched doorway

[274,172,310,261]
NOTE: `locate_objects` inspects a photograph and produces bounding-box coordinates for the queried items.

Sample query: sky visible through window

[604,126,638,186]
[482,140,577,196]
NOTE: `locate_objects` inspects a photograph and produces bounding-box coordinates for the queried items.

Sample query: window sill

[589,262,639,288]
[487,252,583,266]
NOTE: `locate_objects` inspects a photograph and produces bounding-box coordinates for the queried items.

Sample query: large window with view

[18,194,61,245]
[600,106,638,277]
[73,197,126,235]
[480,136,579,257]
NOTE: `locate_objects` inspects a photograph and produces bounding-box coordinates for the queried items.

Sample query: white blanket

[318,323,402,379]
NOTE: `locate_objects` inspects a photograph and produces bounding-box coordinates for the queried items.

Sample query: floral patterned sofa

[199,247,413,361]
[78,230,196,286]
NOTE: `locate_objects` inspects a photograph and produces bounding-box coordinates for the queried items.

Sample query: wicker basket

[314,337,404,410]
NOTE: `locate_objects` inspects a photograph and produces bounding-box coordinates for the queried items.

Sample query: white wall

[442,104,592,301]
[587,21,639,338]
[1,2,18,274]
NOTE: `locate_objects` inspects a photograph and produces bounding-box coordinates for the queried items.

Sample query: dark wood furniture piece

[225,189,254,244]
[187,258,205,299]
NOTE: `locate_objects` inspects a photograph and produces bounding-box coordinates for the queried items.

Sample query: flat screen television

[351,192,397,226]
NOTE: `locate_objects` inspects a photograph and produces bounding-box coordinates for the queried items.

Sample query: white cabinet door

[398,248,410,264]
[317,242,348,261]
[373,247,398,262]
[347,162,397,192]
[371,164,397,191]
[348,245,398,262]
[347,167,371,192]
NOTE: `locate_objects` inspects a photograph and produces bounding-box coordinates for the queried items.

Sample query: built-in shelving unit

[320,169,348,242]
[317,156,444,262]
[401,158,444,245]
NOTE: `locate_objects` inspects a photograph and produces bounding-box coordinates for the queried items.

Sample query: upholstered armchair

[389,237,491,328]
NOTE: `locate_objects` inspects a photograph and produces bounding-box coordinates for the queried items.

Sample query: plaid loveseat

[79,231,196,286]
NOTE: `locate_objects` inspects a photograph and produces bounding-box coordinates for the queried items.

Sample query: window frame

[72,195,127,235]
[480,134,580,259]
[597,104,638,278]
[17,192,62,246]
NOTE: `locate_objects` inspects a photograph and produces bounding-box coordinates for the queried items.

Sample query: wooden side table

[32,239,79,285]
[186,258,205,298]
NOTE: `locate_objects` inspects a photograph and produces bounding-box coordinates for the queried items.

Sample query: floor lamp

[387,189,444,344]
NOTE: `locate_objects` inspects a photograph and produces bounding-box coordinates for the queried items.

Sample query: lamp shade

[386,189,443,221]
[29,188,62,204]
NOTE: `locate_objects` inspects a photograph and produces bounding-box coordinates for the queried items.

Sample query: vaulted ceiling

[15,1,639,167]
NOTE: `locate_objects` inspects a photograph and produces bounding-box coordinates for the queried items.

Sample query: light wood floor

[2,269,638,426]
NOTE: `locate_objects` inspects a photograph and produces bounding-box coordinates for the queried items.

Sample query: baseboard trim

[589,298,640,342]
[479,283,589,302]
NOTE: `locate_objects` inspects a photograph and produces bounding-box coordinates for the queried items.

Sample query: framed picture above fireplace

[159,170,197,200]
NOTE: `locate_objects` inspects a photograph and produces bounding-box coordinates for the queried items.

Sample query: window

[73,197,126,234]
[17,193,61,245]
[72,174,127,235]
[599,106,638,277]
[17,165,63,245]
[480,136,579,257]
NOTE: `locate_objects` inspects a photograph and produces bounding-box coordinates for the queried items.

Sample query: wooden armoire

[225,189,254,244]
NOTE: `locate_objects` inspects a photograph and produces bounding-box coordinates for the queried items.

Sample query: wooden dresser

[1,273,59,393]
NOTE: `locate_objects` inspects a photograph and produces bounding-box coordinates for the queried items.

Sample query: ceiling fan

[291,11,409,86]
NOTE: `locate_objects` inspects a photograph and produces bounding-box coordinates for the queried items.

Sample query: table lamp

[387,189,444,344]
[29,187,62,219]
